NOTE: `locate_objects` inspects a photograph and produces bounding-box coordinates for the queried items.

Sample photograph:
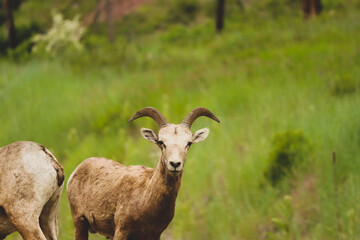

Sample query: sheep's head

[129,107,220,175]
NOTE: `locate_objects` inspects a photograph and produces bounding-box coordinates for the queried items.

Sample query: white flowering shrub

[32,12,86,55]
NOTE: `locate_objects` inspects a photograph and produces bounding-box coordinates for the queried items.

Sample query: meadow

[0,1,359,239]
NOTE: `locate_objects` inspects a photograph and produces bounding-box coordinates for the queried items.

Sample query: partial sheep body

[68,157,178,240]
[67,107,219,240]
[0,141,64,240]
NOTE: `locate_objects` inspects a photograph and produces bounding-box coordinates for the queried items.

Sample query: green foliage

[322,0,346,11]
[6,38,33,61]
[250,0,302,19]
[167,0,200,24]
[161,24,188,42]
[115,9,162,37]
[1,2,360,240]
[0,5,40,55]
[267,195,297,239]
[0,0,22,24]
[267,0,300,17]
[264,131,311,186]
[16,22,41,43]
[113,0,200,39]
[331,75,359,96]
[5,23,40,61]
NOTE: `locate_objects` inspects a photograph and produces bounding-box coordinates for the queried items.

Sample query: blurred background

[0,0,359,239]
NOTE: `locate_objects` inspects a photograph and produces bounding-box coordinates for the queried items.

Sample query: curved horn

[181,107,220,129]
[128,107,169,128]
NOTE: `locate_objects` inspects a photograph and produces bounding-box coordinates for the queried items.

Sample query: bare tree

[216,0,225,32]
[302,0,322,18]
[3,0,16,48]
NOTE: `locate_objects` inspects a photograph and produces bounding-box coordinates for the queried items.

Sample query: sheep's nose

[170,161,181,169]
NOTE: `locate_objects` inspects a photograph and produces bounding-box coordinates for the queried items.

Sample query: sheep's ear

[192,128,209,143]
[141,128,158,143]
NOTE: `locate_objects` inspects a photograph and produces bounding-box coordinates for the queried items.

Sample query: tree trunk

[235,0,245,12]
[302,0,322,18]
[105,0,115,43]
[3,0,17,48]
[215,0,225,33]
[90,0,102,33]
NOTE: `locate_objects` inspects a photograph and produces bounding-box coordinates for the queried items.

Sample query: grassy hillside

[1,2,359,240]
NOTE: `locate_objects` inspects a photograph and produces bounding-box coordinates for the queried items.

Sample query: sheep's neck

[145,157,181,219]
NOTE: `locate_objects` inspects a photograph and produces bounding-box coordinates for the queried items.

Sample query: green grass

[1,5,360,240]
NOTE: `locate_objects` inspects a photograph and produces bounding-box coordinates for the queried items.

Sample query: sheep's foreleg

[73,216,90,240]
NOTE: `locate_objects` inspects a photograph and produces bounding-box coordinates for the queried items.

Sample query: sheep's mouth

[169,170,182,175]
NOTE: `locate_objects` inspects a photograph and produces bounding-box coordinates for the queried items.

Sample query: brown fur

[67,107,218,240]
[0,141,64,240]
[39,144,65,186]
[68,157,181,240]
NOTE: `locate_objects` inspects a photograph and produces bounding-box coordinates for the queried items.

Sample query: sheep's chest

[86,211,116,237]
[117,203,174,238]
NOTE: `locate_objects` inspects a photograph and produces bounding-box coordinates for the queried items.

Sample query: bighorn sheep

[0,141,64,240]
[67,107,220,240]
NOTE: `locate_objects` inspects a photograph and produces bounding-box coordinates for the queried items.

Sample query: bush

[6,39,34,61]
[331,75,359,97]
[264,130,312,186]
[161,24,188,42]
[0,22,40,57]
[251,0,302,19]
[113,0,200,38]
[32,12,86,56]
[167,0,200,24]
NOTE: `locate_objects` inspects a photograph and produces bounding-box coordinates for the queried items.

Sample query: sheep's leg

[4,204,46,240]
[8,215,46,240]
[17,221,47,240]
[73,216,90,240]
[40,187,63,240]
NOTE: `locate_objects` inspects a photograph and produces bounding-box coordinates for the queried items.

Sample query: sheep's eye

[186,142,192,148]
[157,140,165,147]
